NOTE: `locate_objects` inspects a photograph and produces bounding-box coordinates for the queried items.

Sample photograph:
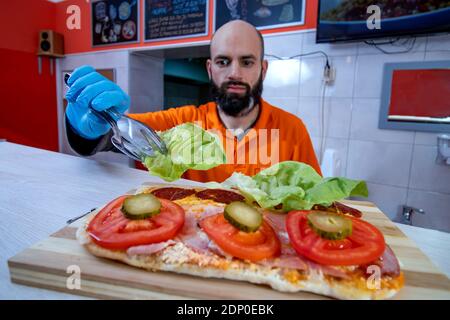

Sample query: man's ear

[206,59,212,80]
[261,59,268,81]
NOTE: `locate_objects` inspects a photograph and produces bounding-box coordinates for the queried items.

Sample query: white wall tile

[302,31,358,57]
[263,59,301,98]
[262,97,299,116]
[352,182,408,220]
[295,97,352,140]
[310,135,321,160]
[264,33,303,59]
[406,190,450,232]
[356,37,427,55]
[424,51,450,61]
[409,145,450,194]
[354,52,425,98]
[347,140,413,187]
[350,98,415,144]
[297,97,320,137]
[297,96,352,141]
[299,55,355,98]
[324,98,352,139]
[326,55,356,98]
[414,132,444,146]
[426,33,450,52]
[299,57,325,97]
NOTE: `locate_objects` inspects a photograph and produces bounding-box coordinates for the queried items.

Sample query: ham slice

[178,213,198,238]
[258,255,308,271]
[306,260,351,279]
[264,211,287,232]
[133,203,383,281]
[182,233,211,254]
[258,249,351,279]
[126,240,176,256]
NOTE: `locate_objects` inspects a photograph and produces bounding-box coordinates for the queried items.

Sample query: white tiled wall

[262,31,450,232]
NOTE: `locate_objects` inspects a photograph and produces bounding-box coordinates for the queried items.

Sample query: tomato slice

[200,214,281,262]
[87,195,185,250]
[286,210,385,266]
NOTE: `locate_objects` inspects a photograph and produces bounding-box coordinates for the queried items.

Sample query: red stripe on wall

[55,0,318,55]
[0,0,58,151]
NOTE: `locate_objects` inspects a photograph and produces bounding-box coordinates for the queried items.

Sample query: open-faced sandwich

[77,162,404,300]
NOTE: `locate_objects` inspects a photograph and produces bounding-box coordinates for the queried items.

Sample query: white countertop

[0,142,449,299]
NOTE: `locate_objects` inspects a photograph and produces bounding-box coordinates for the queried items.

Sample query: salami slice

[312,202,363,218]
[151,187,196,201]
[333,202,363,218]
[196,189,245,204]
[360,245,401,277]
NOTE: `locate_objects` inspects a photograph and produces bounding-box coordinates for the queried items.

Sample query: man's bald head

[210,20,265,61]
[207,20,268,117]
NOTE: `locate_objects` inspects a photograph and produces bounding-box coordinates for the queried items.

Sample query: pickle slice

[307,211,352,240]
[224,201,262,233]
[122,193,161,220]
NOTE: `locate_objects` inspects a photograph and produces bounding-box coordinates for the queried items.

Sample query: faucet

[401,205,425,225]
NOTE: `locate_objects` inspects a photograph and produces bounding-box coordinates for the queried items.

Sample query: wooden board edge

[9,266,192,300]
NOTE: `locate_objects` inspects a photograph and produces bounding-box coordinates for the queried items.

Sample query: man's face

[207,26,268,117]
[209,72,263,117]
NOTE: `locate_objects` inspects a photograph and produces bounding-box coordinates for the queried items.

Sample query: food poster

[215,0,305,31]
[92,0,139,46]
[145,0,209,41]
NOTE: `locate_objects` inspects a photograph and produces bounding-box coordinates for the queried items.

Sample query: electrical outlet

[323,65,336,84]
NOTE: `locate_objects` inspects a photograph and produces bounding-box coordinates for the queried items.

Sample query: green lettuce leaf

[144,123,226,181]
[221,161,368,212]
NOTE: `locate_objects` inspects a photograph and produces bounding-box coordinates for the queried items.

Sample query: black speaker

[37,30,64,57]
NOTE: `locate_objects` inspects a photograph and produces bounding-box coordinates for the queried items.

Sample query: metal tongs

[64,74,167,161]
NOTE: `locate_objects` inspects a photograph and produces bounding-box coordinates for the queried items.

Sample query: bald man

[65,20,321,182]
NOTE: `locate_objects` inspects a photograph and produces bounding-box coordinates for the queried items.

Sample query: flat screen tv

[316,0,450,43]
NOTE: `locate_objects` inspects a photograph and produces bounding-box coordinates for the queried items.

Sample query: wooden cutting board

[7,185,450,300]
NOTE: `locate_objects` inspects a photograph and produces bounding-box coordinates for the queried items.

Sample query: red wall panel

[389,69,450,118]
[0,0,58,151]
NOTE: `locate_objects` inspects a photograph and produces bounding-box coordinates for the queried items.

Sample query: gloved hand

[65,65,130,139]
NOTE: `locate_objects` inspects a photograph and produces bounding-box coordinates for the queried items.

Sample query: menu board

[91,0,139,46]
[145,0,209,41]
[215,0,305,31]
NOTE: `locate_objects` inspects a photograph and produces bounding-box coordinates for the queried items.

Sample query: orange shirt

[128,99,321,182]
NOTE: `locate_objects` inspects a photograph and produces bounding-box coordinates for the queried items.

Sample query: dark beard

[210,74,263,117]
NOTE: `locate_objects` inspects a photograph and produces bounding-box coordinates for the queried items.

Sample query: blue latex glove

[65,65,130,139]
